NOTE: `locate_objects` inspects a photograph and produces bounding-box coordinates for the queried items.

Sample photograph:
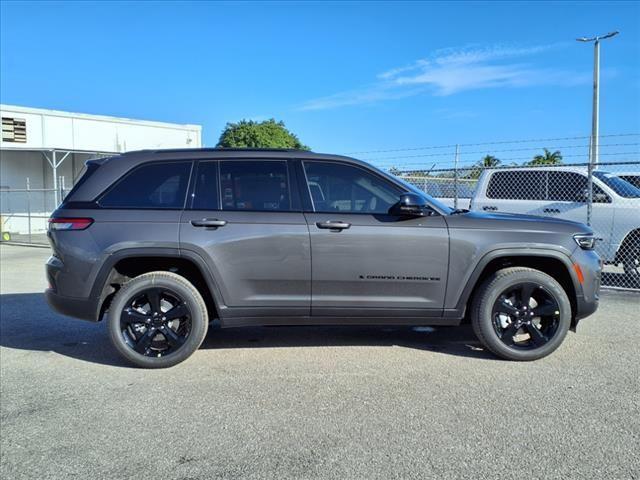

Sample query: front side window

[487,171,545,200]
[303,162,401,214]
[547,171,588,202]
[100,162,191,209]
[547,171,608,202]
[220,161,291,211]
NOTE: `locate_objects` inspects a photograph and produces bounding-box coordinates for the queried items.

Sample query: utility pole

[453,144,459,210]
[577,31,618,225]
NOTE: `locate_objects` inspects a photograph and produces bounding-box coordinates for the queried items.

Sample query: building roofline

[0,104,202,131]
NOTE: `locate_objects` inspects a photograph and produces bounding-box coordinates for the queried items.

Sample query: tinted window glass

[619,175,640,189]
[594,171,640,198]
[486,171,545,200]
[303,162,401,214]
[192,161,219,210]
[100,162,191,209]
[220,161,290,211]
[547,171,588,201]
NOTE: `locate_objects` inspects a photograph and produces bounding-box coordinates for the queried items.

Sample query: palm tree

[480,155,501,167]
[530,148,563,165]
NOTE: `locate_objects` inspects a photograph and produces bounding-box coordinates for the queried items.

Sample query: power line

[347,133,640,155]
[387,151,640,168]
[363,142,640,162]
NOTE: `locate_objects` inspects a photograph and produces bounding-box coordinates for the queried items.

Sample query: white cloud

[299,43,587,110]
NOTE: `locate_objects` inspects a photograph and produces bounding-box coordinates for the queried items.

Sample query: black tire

[107,271,208,368]
[621,245,640,284]
[471,267,571,361]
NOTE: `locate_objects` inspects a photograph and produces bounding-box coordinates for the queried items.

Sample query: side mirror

[593,192,610,203]
[392,193,432,217]
[578,188,610,203]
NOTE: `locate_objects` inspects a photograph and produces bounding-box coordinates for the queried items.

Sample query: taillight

[48,217,94,231]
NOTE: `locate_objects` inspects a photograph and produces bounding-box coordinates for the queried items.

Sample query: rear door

[179,159,311,319]
[299,160,449,318]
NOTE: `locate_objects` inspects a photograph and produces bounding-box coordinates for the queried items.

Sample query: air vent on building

[2,117,27,143]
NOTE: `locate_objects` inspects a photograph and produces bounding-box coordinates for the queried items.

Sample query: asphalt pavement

[1,244,638,479]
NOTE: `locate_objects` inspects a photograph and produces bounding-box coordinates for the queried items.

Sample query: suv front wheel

[471,267,571,361]
[107,271,209,368]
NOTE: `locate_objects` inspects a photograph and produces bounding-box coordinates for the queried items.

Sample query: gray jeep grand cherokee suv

[45,149,601,368]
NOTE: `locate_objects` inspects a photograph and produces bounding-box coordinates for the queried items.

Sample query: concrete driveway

[1,244,638,479]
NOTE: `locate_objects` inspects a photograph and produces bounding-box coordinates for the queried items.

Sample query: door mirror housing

[392,193,433,217]
[578,188,610,203]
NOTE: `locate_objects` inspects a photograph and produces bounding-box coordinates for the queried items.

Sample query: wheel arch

[455,249,580,325]
[92,248,223,322]
[615,228,640,262]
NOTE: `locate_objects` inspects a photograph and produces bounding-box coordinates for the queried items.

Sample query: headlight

[574,234,596,250]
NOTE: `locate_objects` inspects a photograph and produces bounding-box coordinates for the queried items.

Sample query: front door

[179,159,311,319]
[300,160,449,318]
[544,171,614,258]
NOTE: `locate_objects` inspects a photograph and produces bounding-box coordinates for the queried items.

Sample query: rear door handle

[482,206,498,211]
[543,208,560,214]
[316,221,351,230]
[191,218,227,228]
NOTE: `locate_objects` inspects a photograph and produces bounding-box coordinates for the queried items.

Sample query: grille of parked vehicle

[399,161,640,290]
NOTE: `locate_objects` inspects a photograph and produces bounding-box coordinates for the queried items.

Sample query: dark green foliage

[529,148,563,165]
[216,119,310,150]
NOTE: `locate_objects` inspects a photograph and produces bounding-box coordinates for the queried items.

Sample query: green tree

[479,154,501,168]
[465,155,501,179]
[216,119,309,150]
[529,148,563,165]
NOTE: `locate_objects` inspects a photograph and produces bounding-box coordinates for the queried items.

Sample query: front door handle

[482,206,498,211]
[191,218,227,228]
[316,221,351,230]
[543,208,561,214]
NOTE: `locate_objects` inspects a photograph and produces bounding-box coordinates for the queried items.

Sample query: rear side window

[220,161,291,211]
[191,161,219,210]
[100,162,192,209]
[486,171,545,200]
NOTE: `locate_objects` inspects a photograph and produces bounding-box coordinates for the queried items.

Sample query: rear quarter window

[99,161,192,209]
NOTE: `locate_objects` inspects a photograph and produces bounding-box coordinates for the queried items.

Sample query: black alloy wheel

[491,282,560,349]
[120,287,192,358]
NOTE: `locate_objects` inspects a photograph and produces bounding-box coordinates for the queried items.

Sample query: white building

[0,104,202,238]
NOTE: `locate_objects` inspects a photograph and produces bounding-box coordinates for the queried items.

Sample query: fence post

[454,144,459,210]
[26,178,32,244]
[587,137,594,226]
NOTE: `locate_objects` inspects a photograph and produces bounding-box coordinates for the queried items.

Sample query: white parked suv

[471,166,640,279]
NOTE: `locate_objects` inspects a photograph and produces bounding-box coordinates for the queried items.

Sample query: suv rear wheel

[107,271,208,368]
[471,267,571,361]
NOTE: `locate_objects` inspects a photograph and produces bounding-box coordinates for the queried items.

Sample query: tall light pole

[577,31,618,225]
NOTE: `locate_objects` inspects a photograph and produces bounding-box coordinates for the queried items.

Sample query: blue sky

[1,1,639,168]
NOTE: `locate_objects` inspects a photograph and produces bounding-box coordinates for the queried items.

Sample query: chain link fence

[1,156,638,291]
[398,161,640,290]
[0,184,70,246]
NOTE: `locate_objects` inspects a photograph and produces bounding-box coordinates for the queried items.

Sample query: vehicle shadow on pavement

[0,293,495,368]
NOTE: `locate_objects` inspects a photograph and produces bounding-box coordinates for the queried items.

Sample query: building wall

[1,105,203,234]
[1,104,202,152]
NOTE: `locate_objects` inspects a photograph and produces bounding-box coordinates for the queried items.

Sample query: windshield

[594,171,640,198]
[379,169,455,213]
